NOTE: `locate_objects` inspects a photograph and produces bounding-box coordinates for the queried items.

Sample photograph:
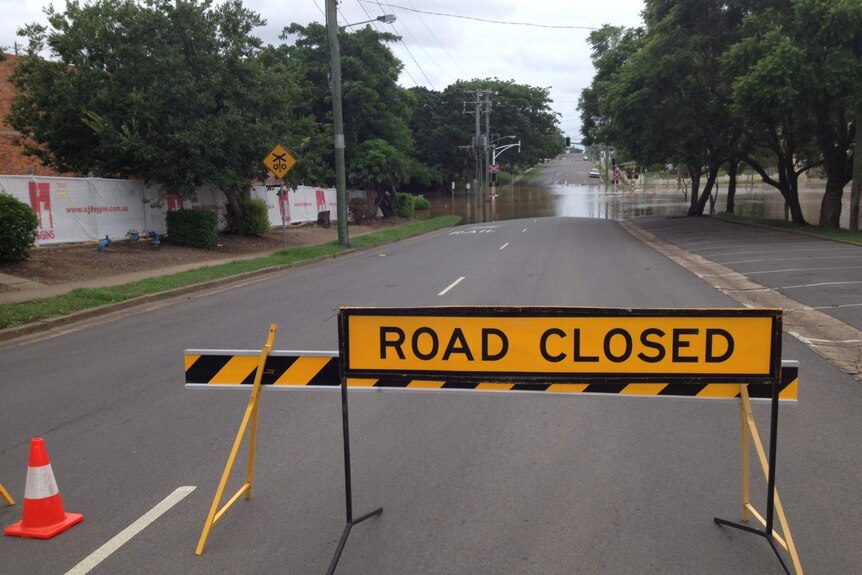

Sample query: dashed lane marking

[438,276,465,296]
[65,486,196,575]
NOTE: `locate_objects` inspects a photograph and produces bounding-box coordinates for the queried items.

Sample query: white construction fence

[0,175,348,246]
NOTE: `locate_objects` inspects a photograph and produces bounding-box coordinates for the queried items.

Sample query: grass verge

[713,212,862,245]
[0,215,461,330]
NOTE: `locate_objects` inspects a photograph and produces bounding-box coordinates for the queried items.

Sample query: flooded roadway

[426,154,852,227]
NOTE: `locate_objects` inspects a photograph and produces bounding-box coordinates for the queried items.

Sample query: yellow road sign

[262,143,297,178]
[339,307,782,384]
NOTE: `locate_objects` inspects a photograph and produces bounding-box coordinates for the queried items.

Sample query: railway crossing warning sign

[262,143,297,179]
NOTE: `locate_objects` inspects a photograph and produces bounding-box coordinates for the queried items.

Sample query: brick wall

[0,53,67,176]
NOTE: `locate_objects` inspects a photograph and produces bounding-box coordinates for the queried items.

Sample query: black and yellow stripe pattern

[184,351,798,400]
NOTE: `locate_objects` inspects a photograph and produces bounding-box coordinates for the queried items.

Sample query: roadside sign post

[186,306,802,574]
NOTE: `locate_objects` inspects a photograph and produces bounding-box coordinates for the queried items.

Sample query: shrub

[224,197,270,236]
[349,197,370,224]
[0,193,39,262]
[166,209,218,249]
[412,195,430,210]
[396,192,415,218]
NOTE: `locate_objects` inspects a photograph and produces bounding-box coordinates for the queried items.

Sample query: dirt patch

[0,219,402,289]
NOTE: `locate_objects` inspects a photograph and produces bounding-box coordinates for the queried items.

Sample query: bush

[396,192,415,218]
[224,197,270,236]
[349,197,370,224]
[412,195,430,211]
[166,209,218,249]
[0,193,39,262]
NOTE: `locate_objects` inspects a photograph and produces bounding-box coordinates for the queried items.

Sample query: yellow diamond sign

[263,143,297,178]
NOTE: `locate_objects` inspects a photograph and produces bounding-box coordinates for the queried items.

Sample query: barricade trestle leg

[195,324,276,556]
[713,382,803,574]
[1,482,14,506]
[325,376,383,575]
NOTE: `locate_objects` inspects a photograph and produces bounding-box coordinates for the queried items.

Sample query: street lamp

[325,4,397,246]
[342,14,396,29]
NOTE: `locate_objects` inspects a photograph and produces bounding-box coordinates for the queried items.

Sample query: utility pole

[325,0,349,246]
[850,105,861,232]
[484,91,491,202]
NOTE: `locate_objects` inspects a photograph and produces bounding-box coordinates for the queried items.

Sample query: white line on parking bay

[65,486,196,575]
[438,277,465,296]
[500,243,509,250]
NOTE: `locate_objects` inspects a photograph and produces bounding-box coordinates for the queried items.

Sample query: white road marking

[65,486,196,575]
[499,243,509,250]
[812,302,862,310]
[522,228,528,232]
[745,266,862,276]
[780,280,862,290]
[438,277,465,296]
[720,255,862,265]
[789,332,862,345]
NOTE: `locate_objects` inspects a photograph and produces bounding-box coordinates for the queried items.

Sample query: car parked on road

[589,168,601,178]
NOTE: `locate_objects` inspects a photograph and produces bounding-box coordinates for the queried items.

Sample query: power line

[372,0,436,89]
[353,0,421,86]
[404,0,467,77]
[388,2,457,83]
[358,1,600,30]
[309,0,325,18]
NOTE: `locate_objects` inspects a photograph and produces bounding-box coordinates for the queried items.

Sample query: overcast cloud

[0,0,646,141]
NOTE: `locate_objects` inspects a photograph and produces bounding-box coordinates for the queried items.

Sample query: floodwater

[427,179,852,228]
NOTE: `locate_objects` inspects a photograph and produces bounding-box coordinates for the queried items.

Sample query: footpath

[0,250,287,305]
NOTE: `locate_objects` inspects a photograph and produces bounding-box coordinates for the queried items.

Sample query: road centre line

[500,243,509,250]
[65,486,196,575]
[438,276,465,296]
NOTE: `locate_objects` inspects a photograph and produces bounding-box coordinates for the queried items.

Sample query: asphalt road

[1,215,860,574]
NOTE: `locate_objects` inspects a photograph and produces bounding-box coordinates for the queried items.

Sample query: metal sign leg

[325,378,383,575]
[714,382,803,574]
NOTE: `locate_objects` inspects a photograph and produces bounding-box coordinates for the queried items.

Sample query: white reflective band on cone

[24,464,60,499]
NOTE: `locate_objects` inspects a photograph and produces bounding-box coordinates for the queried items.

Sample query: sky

[0,0,646,141]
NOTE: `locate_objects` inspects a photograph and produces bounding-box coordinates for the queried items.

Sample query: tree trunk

[743,155,808,225]
[225,190,243,234]
[687,165,703,215]
[726,160,738,213]
[784,172,807,224]
[819,177,846,228]
[851,107,861,232]
[694,164,720,215]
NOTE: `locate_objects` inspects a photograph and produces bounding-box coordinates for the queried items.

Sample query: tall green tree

[411,79,563,185]
[279,22,417,182]
[792,0,862,227]
[348,138,411,216]
[10,0,304,231]
[722,5,819,224]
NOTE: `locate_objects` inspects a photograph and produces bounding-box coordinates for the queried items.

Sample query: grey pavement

[628,215,862,381]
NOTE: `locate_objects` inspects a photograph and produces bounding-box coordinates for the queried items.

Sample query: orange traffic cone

[4,437,83,539]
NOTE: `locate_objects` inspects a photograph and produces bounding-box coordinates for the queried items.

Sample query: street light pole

[325,0,349,246]
[325,6,396,246]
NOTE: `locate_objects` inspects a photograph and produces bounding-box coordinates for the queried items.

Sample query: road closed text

[341,311,778,378]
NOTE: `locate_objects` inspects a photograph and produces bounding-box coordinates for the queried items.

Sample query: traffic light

[565,136,571,147]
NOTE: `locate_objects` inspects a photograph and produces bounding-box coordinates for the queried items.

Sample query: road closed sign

[338,307,782,384]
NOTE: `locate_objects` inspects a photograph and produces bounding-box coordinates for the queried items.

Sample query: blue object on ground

[97,236,112,252]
